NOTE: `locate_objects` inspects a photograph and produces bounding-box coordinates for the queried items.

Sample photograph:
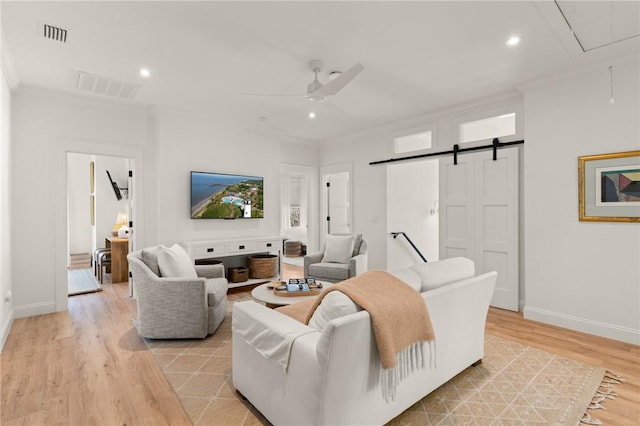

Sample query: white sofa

[232,257,497,426]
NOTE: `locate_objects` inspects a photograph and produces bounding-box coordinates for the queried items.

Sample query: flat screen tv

[191,171,264,219]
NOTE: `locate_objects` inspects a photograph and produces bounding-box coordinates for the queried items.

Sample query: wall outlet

[4,291,11,303]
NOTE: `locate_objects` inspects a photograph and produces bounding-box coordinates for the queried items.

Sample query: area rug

[145,302,613,426]
[67,268,102,296]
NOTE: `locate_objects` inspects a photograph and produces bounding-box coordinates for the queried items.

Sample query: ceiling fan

[247,59,364,103]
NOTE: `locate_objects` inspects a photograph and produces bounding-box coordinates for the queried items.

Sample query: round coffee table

[251,281,332,308]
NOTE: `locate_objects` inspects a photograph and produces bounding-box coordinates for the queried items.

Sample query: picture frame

[578,150,640,222]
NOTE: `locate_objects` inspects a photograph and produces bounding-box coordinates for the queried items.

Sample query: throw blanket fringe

[375,340,436,402]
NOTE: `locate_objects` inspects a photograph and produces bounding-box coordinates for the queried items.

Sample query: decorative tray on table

[269,278,324,297]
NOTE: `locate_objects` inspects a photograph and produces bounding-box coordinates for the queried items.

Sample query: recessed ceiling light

[139,68,151,77]
[308,112,316,119]
[505,36,521,47]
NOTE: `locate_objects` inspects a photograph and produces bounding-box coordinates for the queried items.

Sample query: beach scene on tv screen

[191,172,264,219]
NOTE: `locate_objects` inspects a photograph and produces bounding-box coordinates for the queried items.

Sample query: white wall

[522,56,640,344]
[321,131,390,269]
[11,90,152,317]
[154,109,319,246]
[0,63,13,350]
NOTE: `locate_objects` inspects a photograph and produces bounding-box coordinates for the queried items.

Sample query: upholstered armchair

[127,244,228,339]
[304,233,368,283]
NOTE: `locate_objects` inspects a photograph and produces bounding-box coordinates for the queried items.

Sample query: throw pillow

[141,246,161,276]
[387,268,422,292]
[410,257,475,292]
[321,234,356,263]
[308,291,362,331]
[334,233,363,257]
[157,243,198,278]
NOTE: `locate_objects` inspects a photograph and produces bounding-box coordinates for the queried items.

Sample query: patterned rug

[67,268,102,296]
[145,299,614,426]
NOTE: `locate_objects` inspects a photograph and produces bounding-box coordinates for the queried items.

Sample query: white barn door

[440,147,519,311]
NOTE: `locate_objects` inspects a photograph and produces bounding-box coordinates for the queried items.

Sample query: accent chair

[127,245,228,339]
[304,233,368,283]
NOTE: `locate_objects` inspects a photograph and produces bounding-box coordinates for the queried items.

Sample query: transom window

[394,131,432,154]
[460,113,516,143]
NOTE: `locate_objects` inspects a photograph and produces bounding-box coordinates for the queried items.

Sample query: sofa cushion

[308,291,362,331]
[387,268,422,292]
[322,234,356,263]
[157,243,198,278]
[141,246,161,277]
[410,257,475,291]
[205,277,228,306]
[308,263,350,281]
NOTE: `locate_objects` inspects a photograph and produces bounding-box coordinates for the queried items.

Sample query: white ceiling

[2,1,639,142]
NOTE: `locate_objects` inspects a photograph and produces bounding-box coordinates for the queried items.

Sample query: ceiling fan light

[307,95,325,102]
[505,35,521,46]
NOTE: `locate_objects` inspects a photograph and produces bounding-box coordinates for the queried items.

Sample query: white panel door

[440,147,519,311]
[439,154,475,260]
[327,172,351,234]
[475,148,519,311]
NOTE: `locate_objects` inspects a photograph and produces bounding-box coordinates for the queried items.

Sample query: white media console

[180,236,283,288]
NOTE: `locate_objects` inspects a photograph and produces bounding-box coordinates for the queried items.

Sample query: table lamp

[112,212,128,236]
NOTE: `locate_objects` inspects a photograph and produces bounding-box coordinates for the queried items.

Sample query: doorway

[321,162,353,241]
[55,139,143,312]
[66,153,132,296]
[386,159,439,270]
[280,163,318,256]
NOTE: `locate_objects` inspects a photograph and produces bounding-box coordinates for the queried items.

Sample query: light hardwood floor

[1,264,638,425]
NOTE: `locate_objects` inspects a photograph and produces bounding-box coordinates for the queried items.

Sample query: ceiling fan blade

[243,92,307,98]
[313,62,363,97]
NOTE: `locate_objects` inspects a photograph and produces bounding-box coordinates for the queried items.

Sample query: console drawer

[191,244,227,259]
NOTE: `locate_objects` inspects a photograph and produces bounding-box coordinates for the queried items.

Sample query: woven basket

[228,266,249,283]
[284,240,302,257]
[249,254,278,279]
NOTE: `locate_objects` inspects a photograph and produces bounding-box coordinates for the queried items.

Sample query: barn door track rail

[370,138,524,166]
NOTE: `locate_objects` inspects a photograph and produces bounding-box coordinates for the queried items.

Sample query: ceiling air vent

[43,23,68,43]
[77,71,140,101]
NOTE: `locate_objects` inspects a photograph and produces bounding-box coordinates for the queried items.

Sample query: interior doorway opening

[386,159,439,270]
[66,152,133,297]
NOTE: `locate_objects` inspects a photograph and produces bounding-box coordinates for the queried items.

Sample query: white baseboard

[0,309,14,353]
[13,301,56,319]
[523,305,640,345]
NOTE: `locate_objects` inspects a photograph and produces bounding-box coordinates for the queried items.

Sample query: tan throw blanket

[278,270,435,401]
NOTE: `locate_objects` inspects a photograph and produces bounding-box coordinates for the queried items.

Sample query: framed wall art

[578,150,640,222]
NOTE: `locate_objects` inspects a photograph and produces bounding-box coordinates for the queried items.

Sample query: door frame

[54,138,144,311]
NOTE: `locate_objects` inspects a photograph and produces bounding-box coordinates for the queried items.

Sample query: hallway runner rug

[68,268,103,296]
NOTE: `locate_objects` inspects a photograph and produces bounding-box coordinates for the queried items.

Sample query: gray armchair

[127,246,228,339]
[304,234,368,283]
